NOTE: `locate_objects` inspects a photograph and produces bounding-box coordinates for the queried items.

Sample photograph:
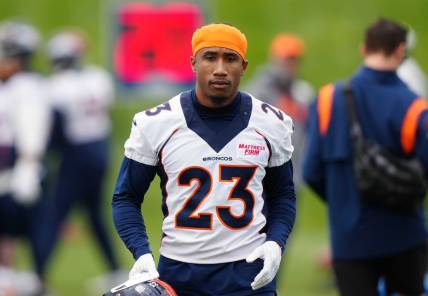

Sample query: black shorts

[332,243,427,296]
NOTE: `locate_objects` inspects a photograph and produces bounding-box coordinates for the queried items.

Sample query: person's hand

[10,159,41,205]
[129,253,159,282]
[245,241,282,290]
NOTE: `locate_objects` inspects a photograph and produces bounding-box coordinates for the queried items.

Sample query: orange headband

[191,23,247,59]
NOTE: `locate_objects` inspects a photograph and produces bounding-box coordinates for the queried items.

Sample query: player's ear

[395,42,406,61]
[190,56,196,72]
[241,59,248,76]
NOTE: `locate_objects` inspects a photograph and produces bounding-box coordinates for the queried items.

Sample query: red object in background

[114,2,203,84]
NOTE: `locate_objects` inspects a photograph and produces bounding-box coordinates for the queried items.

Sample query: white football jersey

[0,72,50,193]
[0,81,14,147]
[49,66,114,144]
[125,91,293,264]
[6,72,50,158]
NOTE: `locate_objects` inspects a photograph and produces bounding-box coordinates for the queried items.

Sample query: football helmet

[0,21,39,59]
[47,31,86,61]
[103,278,177,296]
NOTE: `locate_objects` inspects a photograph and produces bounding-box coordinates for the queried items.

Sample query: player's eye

[205,55,216,61]
[225,54,239,63]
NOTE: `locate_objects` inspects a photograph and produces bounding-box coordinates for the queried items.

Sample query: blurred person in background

[397,28,428,98]
[303,18,428,296]
[245,32,314,288]
[315,26,428,293]
[0,20,50,295]
[38,30,124,292]
[246,33,314,189]
[110,23,296,295]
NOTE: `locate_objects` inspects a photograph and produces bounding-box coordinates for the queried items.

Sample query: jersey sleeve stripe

[255,129,272,162]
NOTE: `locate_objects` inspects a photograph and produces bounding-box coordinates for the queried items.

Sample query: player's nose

[213,59,227,76]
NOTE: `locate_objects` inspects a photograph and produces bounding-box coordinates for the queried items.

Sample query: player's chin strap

[110,274,151,293]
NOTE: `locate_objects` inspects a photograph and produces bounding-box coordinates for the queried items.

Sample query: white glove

[129,253,159,282]
[10,159,42,205]
[245,241,282,290]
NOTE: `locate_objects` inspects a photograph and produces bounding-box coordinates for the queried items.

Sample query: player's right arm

[112,112,160,280]
[112,157,156,259]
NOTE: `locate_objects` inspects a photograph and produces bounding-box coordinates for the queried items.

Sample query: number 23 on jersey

[175,164,257,231]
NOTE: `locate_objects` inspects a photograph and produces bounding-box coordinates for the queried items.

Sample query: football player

[113,23,296,295]
[0,20,50,294]
[37,30,122,288]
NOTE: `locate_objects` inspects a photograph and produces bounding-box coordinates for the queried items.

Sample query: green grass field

[2,0,428,295]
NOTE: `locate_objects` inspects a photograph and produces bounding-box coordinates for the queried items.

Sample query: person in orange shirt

[246,33,314,189]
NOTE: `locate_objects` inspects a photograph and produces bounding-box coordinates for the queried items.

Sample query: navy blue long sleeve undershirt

[112,157,157,259]
[264,161,296,251]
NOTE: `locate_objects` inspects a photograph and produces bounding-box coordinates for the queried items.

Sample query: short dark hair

[364,18,407,56]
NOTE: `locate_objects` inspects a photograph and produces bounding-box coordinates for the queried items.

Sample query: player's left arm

[246,109,295,290]
[264,160,296,249]
[246,160,296,290]
[263,110,296,249]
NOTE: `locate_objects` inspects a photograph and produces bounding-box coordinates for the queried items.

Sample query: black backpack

[343,82,427,214]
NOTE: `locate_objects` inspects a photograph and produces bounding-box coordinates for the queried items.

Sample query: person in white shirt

[0,20,50,296]
[37,31,124,290]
